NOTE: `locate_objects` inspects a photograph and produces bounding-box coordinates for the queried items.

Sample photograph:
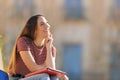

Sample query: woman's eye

[40,22,44,25]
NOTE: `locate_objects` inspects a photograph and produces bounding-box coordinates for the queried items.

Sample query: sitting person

[8,14,69,80]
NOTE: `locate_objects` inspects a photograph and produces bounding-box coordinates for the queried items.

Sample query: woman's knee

[20,73,50,80]
[38,73,49,77]
[38,73,50,80]
[50,76,59,80]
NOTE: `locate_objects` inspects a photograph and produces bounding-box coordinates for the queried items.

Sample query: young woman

[8,14,69,80]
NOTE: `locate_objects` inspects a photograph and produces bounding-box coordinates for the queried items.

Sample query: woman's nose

[46,23,50,29]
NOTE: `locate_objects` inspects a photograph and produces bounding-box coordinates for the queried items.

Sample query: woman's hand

[45,33,56,69]
[45,33,53,49]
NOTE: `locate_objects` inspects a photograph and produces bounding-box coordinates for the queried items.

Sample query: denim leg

[9,77,21,80]
[20,73,50,80]
[50,76,59,80]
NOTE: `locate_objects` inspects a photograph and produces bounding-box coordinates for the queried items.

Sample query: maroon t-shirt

[15,36,56,75]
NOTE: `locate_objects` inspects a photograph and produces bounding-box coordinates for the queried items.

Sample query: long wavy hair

[8,14,43,74]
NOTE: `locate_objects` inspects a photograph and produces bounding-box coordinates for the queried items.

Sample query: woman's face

[36,16,51,38]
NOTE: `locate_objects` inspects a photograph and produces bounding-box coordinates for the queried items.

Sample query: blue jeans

[9,73,59,80]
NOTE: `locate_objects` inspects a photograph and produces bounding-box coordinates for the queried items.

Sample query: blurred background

[0,0,120,80]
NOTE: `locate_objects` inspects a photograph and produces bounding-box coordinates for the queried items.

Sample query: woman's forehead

[38,16,47,22]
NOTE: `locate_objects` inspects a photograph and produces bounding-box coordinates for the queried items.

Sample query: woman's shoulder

[19,36,30,40]
[17,36,32,43]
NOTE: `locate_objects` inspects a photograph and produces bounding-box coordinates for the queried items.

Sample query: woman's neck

[34,37,45,47]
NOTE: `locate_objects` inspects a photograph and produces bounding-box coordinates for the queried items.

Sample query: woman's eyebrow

[40,21,44,23]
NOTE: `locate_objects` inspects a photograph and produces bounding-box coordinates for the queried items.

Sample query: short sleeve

[17,37,30,52]
[52,46,56,57]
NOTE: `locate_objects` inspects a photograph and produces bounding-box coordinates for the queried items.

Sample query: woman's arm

[44,35,69,80]
[45,47,56,69]
[20,51,46,72]
[45,34,56,69]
